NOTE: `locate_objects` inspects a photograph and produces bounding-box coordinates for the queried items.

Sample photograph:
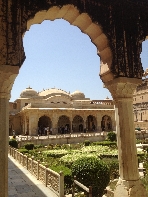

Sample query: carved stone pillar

[96,114,102,131]
[69,116,73,133]
[0,97,9,197]
[51,114,58,134]
[83,117,87,130]
[0,66,19,197]
[24,116,27,134]
[105,77,147,197]
[114,105,119,147]
[22,120,25,134]
[29,113,39,135]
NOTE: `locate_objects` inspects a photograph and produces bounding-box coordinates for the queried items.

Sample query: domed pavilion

[9,87,115,136]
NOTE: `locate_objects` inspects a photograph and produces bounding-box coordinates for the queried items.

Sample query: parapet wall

[17,133,106,147]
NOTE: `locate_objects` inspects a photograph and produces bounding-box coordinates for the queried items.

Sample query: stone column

[0,65,19,197]
[105,77,147,197]
[24,116,27,134]
[96,114,102,131]
[83,117,87,131]
[51,117,58,135]
[22,119,25,135]
[69,116,73,133]
[29,113,39,135]
[0,96,9,197]
[83,120,86,129]
[114,105,119,134]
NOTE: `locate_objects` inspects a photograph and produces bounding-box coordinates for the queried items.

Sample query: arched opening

[101,115,112,131]
[26,5,112,70]
[10,16,113,138]
[38,115,52,135]
[72,115,84,133]
[86,115,97,132]
[58,115,71,134]
[11,4,113,102]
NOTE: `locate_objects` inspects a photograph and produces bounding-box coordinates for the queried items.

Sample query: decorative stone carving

[105,77,147,197]
[1,1,147,77]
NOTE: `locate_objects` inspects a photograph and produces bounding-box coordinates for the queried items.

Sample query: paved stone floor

[8,155,58,197]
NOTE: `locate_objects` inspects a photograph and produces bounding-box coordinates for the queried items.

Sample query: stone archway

[72,115,84,133]
[26,5,112,74]
[58,115,71,134]
[101,115,112,131]
[38,115,52,135]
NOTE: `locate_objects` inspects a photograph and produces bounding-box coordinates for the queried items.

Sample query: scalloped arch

[26,5,112,76]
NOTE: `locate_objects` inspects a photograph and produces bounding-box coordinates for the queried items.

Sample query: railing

[72,176,92,197]
[138,162,146,177]
[135,130,148,140]
[10,131,148,147]
[91,100,114,105]
[8,146,64,197]
[14,132,107,141]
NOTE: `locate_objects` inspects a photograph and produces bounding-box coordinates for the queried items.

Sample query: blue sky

[10,19,148,101]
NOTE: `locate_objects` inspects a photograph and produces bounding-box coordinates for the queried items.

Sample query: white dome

[71,90,85,100]
[20,87,38,98]
[39,88,70,98]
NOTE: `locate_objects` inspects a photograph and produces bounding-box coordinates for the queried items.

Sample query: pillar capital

[0,65,19,99]
[104,77,141,101]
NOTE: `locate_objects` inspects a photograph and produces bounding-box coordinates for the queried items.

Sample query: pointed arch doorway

[38,115,52,135]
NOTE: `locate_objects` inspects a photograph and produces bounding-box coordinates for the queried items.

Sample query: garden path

[8,155,58,197]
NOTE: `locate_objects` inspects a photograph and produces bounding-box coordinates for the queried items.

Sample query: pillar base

[114,178,147,197]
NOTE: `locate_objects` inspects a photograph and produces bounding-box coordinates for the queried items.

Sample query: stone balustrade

[12,132,106,147]
[11,131,148,148]
[138,163,146,178]
[135,130,148,140]
[8,146,64,197]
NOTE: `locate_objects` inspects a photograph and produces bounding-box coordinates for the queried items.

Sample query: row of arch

[37,114,112,135]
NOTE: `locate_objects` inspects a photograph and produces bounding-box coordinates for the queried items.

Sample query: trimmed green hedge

[9,138,18,148]
[24,143,34,150]
[71,156,110,197]
[92,141,117,147]
[18,148,29,154]
[83,140,91,146]
[102,158,119,180]
[107,132,117,142]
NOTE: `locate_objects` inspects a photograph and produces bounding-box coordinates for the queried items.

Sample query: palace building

[133,74,148,130]
[9,87,115,135]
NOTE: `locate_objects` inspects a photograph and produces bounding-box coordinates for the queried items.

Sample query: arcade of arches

[1,1,148,197]
[9,87,115,135]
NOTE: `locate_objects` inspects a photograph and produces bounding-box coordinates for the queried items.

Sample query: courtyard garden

[9,132,148,197]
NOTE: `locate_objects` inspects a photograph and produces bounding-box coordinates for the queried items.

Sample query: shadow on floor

[8,156,57,197]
